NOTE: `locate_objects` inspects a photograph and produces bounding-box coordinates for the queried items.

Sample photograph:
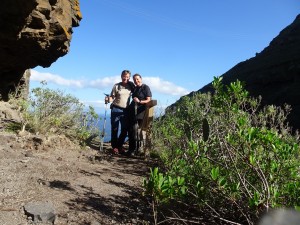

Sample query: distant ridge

[170,14,300,130]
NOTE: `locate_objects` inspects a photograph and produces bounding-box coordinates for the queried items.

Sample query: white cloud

[88,76,120,88]
[80,99,108,109]
[143,77,189,96]
[30,70,189,96]
[31,70,86,88]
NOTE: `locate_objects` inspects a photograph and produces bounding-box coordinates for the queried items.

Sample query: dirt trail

[0,133,155,225]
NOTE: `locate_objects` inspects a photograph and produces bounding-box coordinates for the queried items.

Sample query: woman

[105,70,134,154]
[126,73,152,156]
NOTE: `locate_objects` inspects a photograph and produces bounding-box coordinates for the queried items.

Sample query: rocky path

[0,133,154,225]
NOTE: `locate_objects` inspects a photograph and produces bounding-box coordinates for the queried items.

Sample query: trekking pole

[134,102,139,154]
[100,93,109,151]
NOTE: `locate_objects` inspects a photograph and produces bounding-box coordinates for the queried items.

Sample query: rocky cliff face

[189,14,300,130]
[0,0,82,100]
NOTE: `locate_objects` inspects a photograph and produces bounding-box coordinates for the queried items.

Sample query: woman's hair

[133,73,142,79]
[121,70,131,76]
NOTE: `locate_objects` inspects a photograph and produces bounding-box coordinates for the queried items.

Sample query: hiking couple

[104,70,152,156]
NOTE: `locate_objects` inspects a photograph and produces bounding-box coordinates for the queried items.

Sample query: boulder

[24,201,56,223]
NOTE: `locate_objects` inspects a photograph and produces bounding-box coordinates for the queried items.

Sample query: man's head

[121,70,131,84]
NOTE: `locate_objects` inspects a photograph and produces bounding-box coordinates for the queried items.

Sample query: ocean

[98,113,111,142]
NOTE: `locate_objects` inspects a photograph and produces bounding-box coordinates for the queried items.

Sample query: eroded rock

[0,0,82,100]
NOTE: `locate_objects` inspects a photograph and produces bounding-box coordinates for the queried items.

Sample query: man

[105,70,134,154]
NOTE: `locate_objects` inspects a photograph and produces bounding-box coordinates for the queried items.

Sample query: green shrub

[144,77,300,224]
[9,82,99,145]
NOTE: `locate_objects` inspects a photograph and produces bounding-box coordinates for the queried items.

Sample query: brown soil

[0,131,156,225]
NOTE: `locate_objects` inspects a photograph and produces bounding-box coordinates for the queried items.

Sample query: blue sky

[31,0,300,114]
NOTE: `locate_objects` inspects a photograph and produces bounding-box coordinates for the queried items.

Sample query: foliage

[9,82,99,145]
[144,77,300,224]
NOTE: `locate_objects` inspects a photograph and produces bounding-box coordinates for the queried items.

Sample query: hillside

[170,14,300,131]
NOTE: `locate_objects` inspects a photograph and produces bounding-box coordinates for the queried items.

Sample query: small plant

[7,80,32,133]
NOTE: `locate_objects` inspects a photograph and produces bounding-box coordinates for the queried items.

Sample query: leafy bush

[144,77,300,224]
[9,82,99,145]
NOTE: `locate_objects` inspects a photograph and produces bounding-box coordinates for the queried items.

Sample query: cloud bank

[31,70,189,96]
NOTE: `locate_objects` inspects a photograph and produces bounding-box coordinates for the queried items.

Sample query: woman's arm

[138,96,151,104]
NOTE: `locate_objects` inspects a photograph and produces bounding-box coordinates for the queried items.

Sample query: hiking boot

[118,148,126,155]
[112,148,119,154]
[125,150,134,157]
